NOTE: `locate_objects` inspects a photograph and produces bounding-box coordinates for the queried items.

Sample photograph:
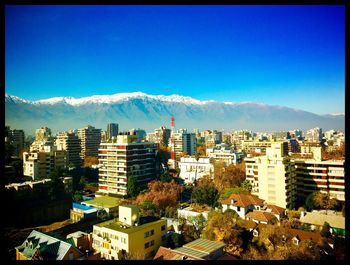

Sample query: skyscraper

[106,123,119,140]
[56,131,82,166]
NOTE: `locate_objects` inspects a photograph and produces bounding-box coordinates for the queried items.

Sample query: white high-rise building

[56,131,82,166]
[245,142,296,209]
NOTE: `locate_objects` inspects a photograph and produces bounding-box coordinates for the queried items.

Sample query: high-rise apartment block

[97,133,158,196]
[170,129,197,160]
[206,143,243,165]
[292,155,345,202]
[245,142,296,209]
[6,127,25,157]
[146,126,171,146]
[30,127,53,151]
[56,131,82,166]
[305,127,323,143]
[107,123,119,140]
[78,125,101,160]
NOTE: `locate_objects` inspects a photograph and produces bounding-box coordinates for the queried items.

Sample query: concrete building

[206,143,243,165]
[23,145,67,180]
[56,131,82,166]
[177,206,210,223]
[78,125,102,160]
[178,157,214,184]
[97,134,158,196]
[221,194,265,219]
[129,128,147,142]
[305,127,323,143]
[245,142,296,209]
[106,123,119,140]
[30,127,53,152]
[6,128,25,157]
[292,155,345,202]
[241,140,288,155]
[92,205,167,260]
[146,126,171,146]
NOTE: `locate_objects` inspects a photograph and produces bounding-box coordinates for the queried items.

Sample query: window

[144,242,150,249]
[237,206,241,211]
[161,225,166,231]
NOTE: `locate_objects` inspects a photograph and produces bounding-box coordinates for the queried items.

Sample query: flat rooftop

[82,196,121,209]
[95,217,165,234]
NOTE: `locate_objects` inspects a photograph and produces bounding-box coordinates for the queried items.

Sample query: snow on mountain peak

[6,92,218,106]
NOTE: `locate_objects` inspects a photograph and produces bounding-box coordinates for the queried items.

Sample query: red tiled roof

[238,220,258,230]
[266,204,285,215]
[287,229,322,243]
[246,211,276,222]
[221,194,265,208]
[217,253,238,260]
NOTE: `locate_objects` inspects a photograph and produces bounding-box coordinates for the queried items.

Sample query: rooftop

[153,246,203,260]
[15,230,82,260]
[221,194,265,208]
[300,211,345,229]
[266,204,285,215]
[82,196,121,209]
[246,211,277,222]
[94,217,165,234]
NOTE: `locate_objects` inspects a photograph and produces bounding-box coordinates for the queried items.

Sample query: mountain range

[5,92,345,135]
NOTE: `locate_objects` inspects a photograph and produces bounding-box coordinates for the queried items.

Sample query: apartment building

[30,127,53,151]
[305,127,323,143]
[56,131,82,166]
[178,157,214,184]
[170,129,196,160]
[245,142,296,209]
[107,123,119,140]
[146,126,171,146]
[92,205,167,260]
[292,156,345,202]
[6,127,25,157]
[23,144,67,179]
[241,140,288,155]
[206,143,243,165]
[78,125,102,160]
[97,134,158,196]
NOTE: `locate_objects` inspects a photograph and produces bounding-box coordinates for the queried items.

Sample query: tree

[139,200,157,216]
[165,232,184,249]
[320,222,331,238]
[213,161,246,193]
[47,168,66,201]
[313,191,340,212]
[196,145,206,157]
[219,187,250,200]
[191,185,219,207]
[240,179,252,193]
[305,192,315,211]
[135,180,183,215]
[73,190,84,202]
[84,156,99,167]
[160,173,173,183]
[127,175,140,198]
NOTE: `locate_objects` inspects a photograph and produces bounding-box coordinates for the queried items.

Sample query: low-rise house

[92,205,167,260]
[238,220,258,232]
[263,204,286,220]
[246,211,277,225]
[15,230,84,260]
[154,238,226,260]
[299,211,345,236]
[221,194,264,219]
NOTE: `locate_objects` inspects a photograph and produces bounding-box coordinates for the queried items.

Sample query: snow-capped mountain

[5,92,345,135]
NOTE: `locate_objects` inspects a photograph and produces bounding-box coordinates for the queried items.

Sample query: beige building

[23,145,67,179]
[92,205,167,260]
[56,131,82,166]
[206,143,243,165]
[245,142,296,209]
[292,156,345,201]
[78,125,101,160]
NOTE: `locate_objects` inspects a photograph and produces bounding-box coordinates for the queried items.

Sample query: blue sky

[5,5,345,114]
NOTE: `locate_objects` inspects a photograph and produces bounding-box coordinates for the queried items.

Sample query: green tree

[127,175,140,198]
[320,222,331,238]
[240,180,252,193]
[304,192,315,211]
[73,190,84,202]
[191,185,219,207]
[160,173,173,183]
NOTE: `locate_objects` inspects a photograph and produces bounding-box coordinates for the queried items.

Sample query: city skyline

[5,5,345,115]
